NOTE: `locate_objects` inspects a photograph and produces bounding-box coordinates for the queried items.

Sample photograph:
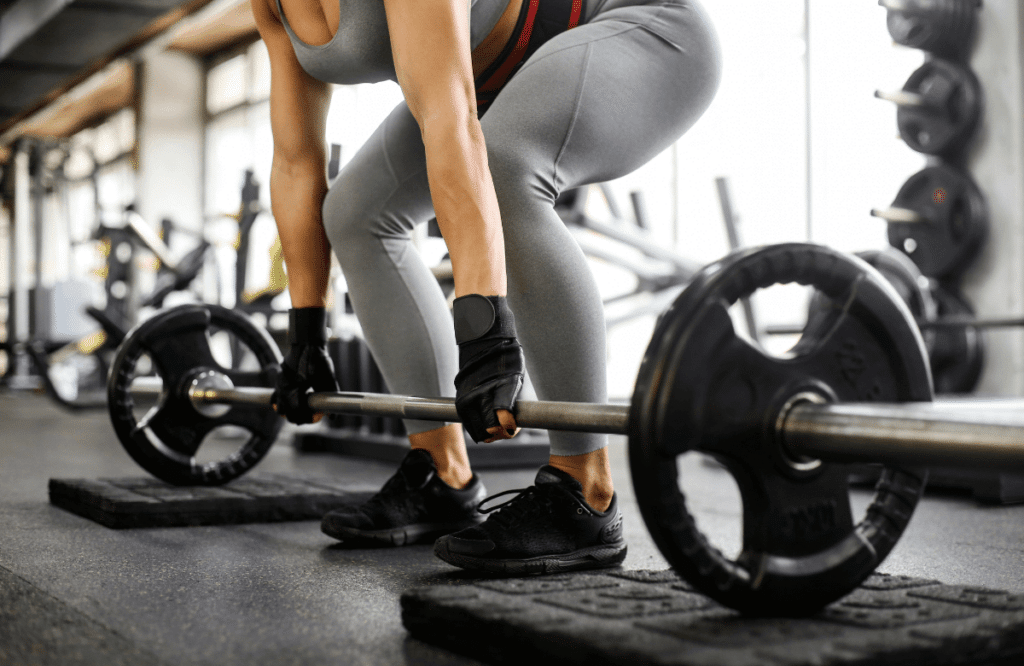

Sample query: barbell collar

[870,206,926,224]
[874,89,927,108]
[783,400,1024,471]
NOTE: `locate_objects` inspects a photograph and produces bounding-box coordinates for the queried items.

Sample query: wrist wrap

[288,307,328,345]
[453,295,517,344]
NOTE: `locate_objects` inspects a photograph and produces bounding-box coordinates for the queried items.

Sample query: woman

[253,0,720,573]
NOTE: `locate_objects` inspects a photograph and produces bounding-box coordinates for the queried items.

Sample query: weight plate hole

[193,425,257,467]
[675,452,743,560]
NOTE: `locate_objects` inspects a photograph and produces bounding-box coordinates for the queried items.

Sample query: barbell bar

[766,314,1024,335]
[128,377,1024,472]
[129,378,631,435]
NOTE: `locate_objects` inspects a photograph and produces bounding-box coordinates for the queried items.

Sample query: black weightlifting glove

[274,307,340,424]
[453,295,525,443]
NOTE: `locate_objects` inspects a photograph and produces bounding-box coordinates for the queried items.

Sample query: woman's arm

[383,0,520,441]
[251,0,334,308]
[382,0,507,299]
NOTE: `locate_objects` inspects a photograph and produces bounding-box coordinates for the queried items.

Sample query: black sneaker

[433,465,627,574]
[321,449,486,546]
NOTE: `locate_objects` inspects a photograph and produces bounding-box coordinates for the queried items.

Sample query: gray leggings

[323,0,721,456]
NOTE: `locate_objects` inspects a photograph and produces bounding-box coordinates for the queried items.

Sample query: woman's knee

[321,172,425,270]
[484,129,559,220]
[321,183,373,272]
[321,183,356,246]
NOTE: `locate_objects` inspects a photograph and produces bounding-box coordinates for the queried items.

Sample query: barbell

[108,243,1024,616]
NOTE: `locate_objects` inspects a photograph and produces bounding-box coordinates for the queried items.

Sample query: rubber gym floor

[1,390,1022,666]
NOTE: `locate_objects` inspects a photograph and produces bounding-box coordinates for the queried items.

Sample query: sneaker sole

[321,516,485,547]
[433,539,628,574]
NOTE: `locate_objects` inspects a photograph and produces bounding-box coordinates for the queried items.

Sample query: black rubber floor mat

[401,569,1024,665]
[0,565,164,666]
[49,475,376,529]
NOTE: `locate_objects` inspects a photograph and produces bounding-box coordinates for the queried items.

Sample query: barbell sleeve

[783,400,1024,471]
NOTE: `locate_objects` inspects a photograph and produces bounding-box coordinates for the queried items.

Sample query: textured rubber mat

[49,475,376,529]
[1,565,163,666]
[401,569,1024,665]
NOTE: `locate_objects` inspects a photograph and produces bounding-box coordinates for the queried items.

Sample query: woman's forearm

[422,114,508,298]
[269,157,332,308]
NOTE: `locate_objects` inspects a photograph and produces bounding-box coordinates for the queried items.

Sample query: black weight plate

[929,284,984,394]
[885,0,978,58]
[855,248,938,355]
[107,305,283,486]
[887,165,987,279]
[629,243,931,617]
[855,249,937,323]
[806,249,937,352]
[897,59,981,157]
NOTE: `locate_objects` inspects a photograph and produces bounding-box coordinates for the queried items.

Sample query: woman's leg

[319,102,493,546]
[322,102,471,488]
[433,0,720,573]
[480,0,721,501]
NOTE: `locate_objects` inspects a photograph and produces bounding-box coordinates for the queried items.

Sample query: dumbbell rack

[869,0,1023,503]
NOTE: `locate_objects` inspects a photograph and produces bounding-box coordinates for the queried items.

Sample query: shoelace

[477,485,566,529]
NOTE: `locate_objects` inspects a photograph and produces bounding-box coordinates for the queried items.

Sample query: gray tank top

[275,0,515,85]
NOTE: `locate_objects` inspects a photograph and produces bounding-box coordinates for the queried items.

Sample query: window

[38,109,138,290]
[204,41,274,306]
[203,38,405,305]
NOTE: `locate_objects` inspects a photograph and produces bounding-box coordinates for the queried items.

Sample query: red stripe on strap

[479,0,540,92]
[569,0,582,28]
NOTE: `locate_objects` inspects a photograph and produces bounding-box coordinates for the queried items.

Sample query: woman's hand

[273,307,340,424]
[453,295,523,442]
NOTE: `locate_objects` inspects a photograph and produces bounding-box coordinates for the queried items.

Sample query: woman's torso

[272,0,611,86]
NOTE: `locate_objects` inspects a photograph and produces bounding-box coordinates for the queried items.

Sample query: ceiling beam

[0,0,216,137]
[166,0,257,56]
